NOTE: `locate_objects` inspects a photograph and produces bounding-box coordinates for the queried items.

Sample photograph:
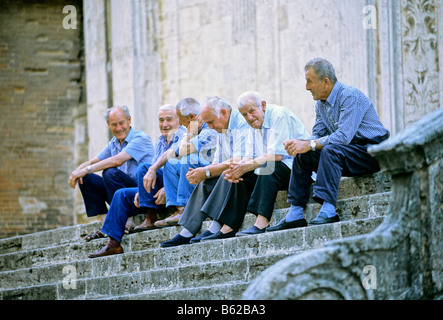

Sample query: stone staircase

[0,172,391,300]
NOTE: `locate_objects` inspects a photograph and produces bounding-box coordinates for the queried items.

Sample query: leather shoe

[88,244,123,258]
[155,209,183,228]
[201,230,237,242]
[165,213,182,226]
[160,234,192,248]
[236,226,266,237]
[190,230,214,244]
[133,219,157,232]
[309,213,340,225]
[266,218,307,232]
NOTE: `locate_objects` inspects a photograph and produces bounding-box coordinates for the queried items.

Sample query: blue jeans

[78,168,137,217]
[136,163,164,209]
[100,163,165,242]
[100,187,141,242]
[163,154,208,207]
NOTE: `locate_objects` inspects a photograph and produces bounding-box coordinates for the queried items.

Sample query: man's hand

[186,167,206,185]
[154,187,166,205]
[223,163,245,183]
[68,168,87,188]
[134,192,139,208]
[143,168,157,193]
[284,139,311,156]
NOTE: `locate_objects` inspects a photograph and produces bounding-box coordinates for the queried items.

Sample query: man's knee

[136,163,151,180]
[102,167,120,182]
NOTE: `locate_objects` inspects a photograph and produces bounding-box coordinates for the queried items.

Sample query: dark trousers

[288,143,381,208]
[178,177,219,235]
[100,163,167,242]
[195,161,289,231]
[79,167,137,217]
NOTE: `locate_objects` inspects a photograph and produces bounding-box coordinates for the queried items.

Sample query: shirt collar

[111,127,133,147]
[326,81,343,107]
[262,105,273,129]
[227,109,237,131]
[159,126,185,145]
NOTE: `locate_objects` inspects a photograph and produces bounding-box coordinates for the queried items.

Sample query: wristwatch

[205,167,211,178]
[310,140,317,152]
[87,165,92,174]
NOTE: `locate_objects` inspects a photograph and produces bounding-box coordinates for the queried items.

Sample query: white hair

[202,96,231,117]
[237,91,264,109]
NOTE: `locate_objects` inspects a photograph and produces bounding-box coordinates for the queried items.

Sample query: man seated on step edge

[160,96,250,247]
[68,105,155,242]
[88,99,217,258]
[267,58,390,232]
[161,91,310,247]
[139,98,217,228]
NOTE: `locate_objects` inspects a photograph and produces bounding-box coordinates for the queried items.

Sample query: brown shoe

[155,208,183,228]
[165,213,182,226]
[133,208,158,233]
[133,219,157,232]
[88,244,123,258]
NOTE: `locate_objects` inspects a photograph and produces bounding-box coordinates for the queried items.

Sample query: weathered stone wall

[84,0,375,148]
[84,0,443,157]
[0,0,84,238]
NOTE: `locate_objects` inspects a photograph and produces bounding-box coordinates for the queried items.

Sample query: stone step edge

[0,249,310,300]
[0,216,384,292]
[0,191,390,259]
[103,281,253,300]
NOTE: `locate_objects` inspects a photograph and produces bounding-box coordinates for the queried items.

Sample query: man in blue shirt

[68,106,154,241]
[154,98,217,227]
[160,96,251,247]
[268,58,390,231]
[88,99,216,258]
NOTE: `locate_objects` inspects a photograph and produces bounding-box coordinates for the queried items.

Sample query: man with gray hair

[160,96,251,247]
[268,58,390,231]
[68,105,155,241]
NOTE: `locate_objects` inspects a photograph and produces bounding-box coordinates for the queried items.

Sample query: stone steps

[0,172,391,300]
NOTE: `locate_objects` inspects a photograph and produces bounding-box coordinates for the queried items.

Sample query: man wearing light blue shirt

[268,58,390,231]
[200,91,310,239]
[68,105,154,240]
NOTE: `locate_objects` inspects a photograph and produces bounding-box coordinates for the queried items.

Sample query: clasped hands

[283,139,311,156]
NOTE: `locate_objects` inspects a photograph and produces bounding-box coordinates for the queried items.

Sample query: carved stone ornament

[402,0,440,126]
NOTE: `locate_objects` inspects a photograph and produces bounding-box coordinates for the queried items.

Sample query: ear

[261,101,267,112]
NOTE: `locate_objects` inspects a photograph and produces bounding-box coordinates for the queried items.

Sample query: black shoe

[190,230,214,244]
[309,213,340,225]
[266,218,307,232]
[236,226,267,237]
[160,234,192,248]
[201,230,237,242]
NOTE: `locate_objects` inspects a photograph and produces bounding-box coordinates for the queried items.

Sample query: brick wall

[0,0,84,239]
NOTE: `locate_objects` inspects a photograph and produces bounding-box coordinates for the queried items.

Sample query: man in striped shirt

[268,58,390,231]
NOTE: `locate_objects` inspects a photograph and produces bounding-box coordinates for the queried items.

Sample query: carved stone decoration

[402,0,440,126]
[243,106,443,300]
